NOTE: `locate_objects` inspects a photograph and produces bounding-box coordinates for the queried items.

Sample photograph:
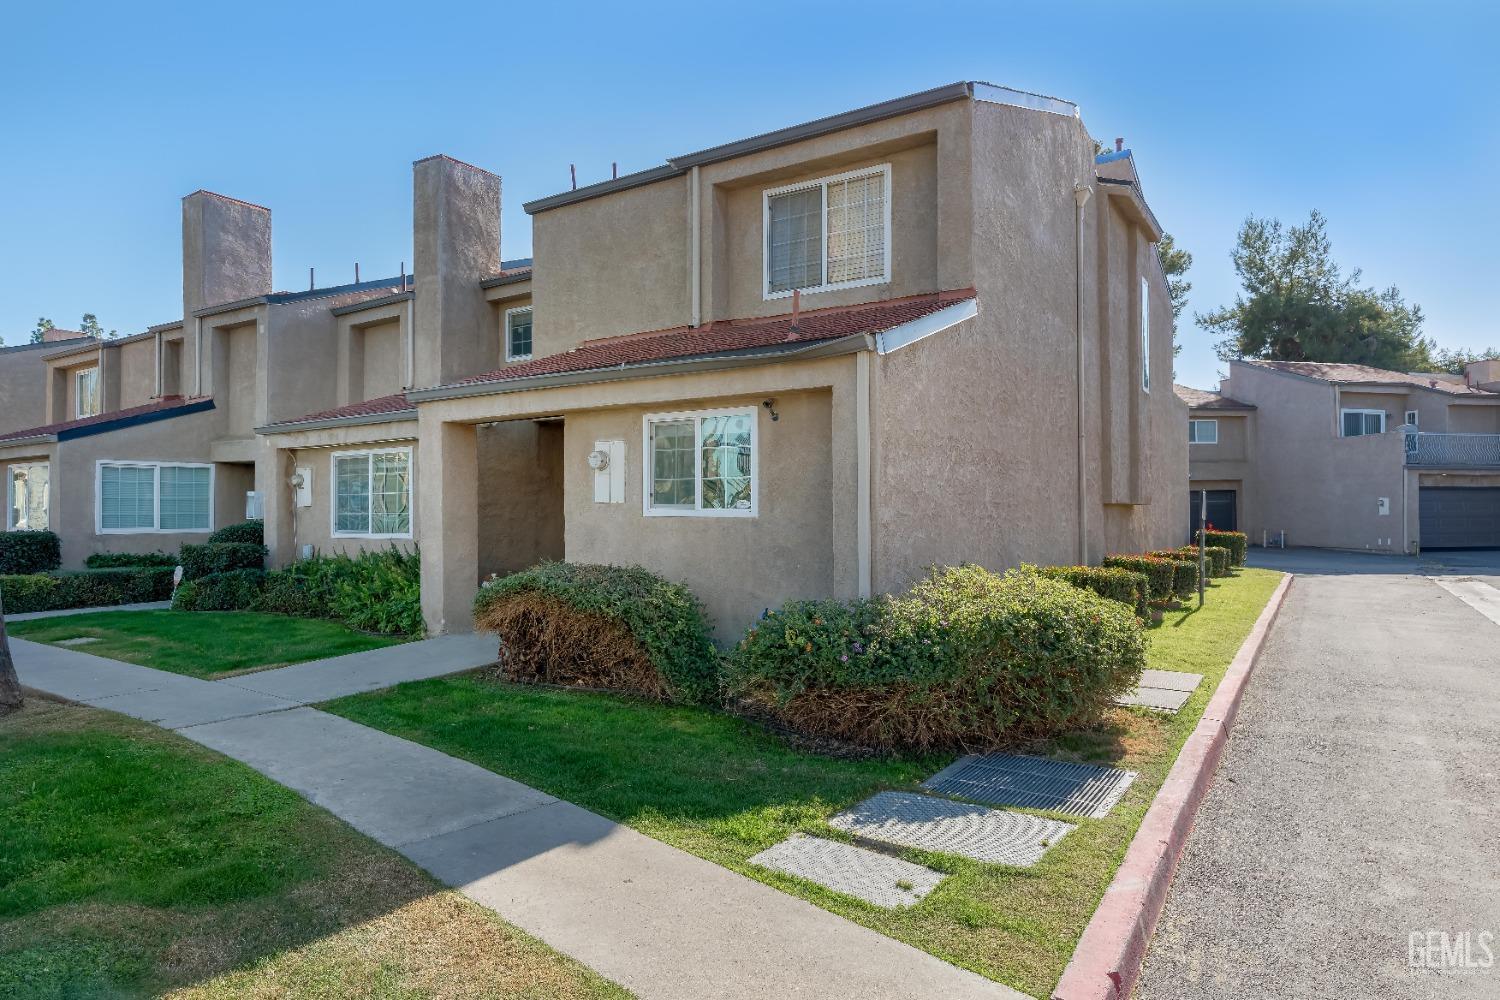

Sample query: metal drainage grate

[922,753,1137,819]
[747,834,944,908]
[829,791,1073,867]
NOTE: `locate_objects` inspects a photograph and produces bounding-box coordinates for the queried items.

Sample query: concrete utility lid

[55,636,102,646]
[748,834,944,908]
[923,753,1137,819]
[829,790,1074,867]
[1115,669,1204,714]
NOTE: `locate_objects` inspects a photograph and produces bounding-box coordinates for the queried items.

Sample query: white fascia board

[874,298,980,356]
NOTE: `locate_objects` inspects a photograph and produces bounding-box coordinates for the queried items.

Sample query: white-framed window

[1140,275,1151,393]
[76,366,101,418]
[643,406,756,517]
[96,461,213,534]
[763,163,891,299]
[6,462,50,531]
[332,447,413,538]
[1188,419,1218,445]
[504,306,533,362]
[1341,408,1386,437]
[1404,410,1419,427]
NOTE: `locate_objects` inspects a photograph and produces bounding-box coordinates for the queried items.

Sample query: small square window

[1341,409,1386,437]
[1188,419,1218,445]
[644,408,756,517]
[332,449,412,537]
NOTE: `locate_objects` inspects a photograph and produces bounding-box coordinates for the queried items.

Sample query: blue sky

[2,1,1495,391]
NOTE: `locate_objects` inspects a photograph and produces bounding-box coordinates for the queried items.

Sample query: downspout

[194,317,204,397]
[406,297,416,389]
[153,330,162,398]
[1073,183,1093,565]
[856,351,873,597]
[689,165,702,328]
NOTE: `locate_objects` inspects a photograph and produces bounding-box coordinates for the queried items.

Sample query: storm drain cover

[57,636,101,646]
[1115,670,1203,713]
[747,834,943,908]
[828,790,1074,867]
[923,753,1136,819]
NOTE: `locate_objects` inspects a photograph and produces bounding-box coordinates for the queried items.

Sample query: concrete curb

[1050,571,1295,1000]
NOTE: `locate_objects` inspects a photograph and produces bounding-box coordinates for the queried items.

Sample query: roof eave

[408,333,876,404]
[0,433,58,448]
[256,407,419,436]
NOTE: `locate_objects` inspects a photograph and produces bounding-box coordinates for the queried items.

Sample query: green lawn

[8,610,403,679]
[326,568,1283,997]
[0,697,631,1000]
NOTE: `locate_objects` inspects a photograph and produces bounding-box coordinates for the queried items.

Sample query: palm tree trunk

[0,589,23,715]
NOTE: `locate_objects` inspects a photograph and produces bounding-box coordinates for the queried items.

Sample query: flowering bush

[725,565,1146,752]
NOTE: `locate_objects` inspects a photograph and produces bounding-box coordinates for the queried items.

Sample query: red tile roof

[0,396,205,443]
[452,290,979,388]
[1245,360,1500,397]
[1174,384,1256,410]
[264,392,416,429]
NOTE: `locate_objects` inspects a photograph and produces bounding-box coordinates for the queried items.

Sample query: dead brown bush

[475,592,671,700]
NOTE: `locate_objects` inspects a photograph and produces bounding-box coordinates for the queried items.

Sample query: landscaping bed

[327,568,1284,997]
[0,698,629,999]
[7,610,403,679]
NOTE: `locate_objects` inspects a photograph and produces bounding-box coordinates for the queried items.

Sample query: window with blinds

[98,462,212,532]
[333,448,412,537]
[764,164,890,298]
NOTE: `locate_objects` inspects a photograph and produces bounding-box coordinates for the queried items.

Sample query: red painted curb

[1050,572,1295,1000]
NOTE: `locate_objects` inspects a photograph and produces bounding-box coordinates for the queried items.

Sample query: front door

[1189,489,1238,537]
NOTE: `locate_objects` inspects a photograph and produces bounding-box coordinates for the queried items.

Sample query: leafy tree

[1431,345,1500,376]
[79,313,116,339]
[29,317,54,344]
[1201,210,1431,370]
[1157,232,1192,358]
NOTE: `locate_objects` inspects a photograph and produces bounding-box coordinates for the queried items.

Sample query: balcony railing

[1403,430,1500,467]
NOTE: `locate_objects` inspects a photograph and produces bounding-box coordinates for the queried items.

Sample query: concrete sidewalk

[11,637,1026,1000]
[225,632,497,702]
[6,600,172,622]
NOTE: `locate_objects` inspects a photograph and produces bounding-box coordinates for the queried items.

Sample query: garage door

[1419,487,1500,549]
[1189,489,1237,537]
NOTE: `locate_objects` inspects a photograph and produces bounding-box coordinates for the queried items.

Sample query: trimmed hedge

[1199,529,1248,566]
[1159,546,1231,578]
[1,567,175,614]
[180,542,267,581]
[474,562,719,704]
[85,551,179,569]
[208,520,264,546]
[726,565,1146,752]
[172,569,266,612]
[1035,564,1149,619]
[0,530,61,575]
[1101,554,1177,604]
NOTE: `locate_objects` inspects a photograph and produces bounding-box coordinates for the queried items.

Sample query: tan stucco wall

[0,346,54,437]
[361,321,405,402]
[224,323,259,435]
[1446,404,1500,434]
[116,337,158,409]
[1187,412,1254,536]
[476,420,564,579]
[562,390,835,640]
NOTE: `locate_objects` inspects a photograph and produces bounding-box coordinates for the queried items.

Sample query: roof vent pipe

[309,267,315,291]
[355,262,360,284]
[570,164,577,190]
[1115,137,1124,152]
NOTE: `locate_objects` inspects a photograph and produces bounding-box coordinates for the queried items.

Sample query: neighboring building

[0,330,96,438]
[8,81,1187,636]
[1179,359,1500,552]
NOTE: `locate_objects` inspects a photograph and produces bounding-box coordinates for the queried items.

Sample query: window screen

[766,186,824,294]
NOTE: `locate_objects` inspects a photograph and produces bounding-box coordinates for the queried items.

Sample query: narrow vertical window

[505,307,533,362]
[6,463,49,530]
[1140,275,1151,393]
[76,367,101,417]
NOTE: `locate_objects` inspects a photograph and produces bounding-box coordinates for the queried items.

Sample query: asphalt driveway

[1136,548,1500,999]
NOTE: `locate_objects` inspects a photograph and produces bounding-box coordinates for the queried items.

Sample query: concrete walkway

[1136,553,1500,999]
[6,600,172,622]
[11,636,1026,1000]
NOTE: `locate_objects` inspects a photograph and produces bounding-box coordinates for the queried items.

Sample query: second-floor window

[76,367,101,418]
[1341,408,1386,437]
[505,307,533,362]
[1188,419,1218,444]
[764,164,890,299]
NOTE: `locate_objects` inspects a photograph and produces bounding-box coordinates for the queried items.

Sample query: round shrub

[473,562,719,704]
[172,569,266,612]
[208,520,264,546]
[0,530,61,575]
[726,565,1147,753]
[1102,554,1176,604]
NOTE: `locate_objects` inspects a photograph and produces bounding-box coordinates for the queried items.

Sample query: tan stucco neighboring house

[0,330,96,438]
[256,82,1188,637]
[1180,358,1500,552]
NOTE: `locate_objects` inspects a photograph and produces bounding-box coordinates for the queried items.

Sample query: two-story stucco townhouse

[0,190,471,565]
[1180,358,1500,552]
[255,81,1187,637]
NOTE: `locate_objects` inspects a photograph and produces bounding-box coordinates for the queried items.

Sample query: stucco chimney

[412,155,501,389]
[1465,359,1500,392]
[181,191,272,317]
